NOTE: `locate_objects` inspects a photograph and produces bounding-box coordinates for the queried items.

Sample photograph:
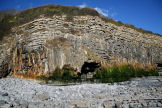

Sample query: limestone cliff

[0,6,162,78]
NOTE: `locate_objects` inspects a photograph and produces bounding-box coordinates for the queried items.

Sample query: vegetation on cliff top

[0,4,161,40]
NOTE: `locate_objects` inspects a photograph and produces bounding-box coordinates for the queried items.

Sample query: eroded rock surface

[0,77,162,108]
[0,15,162,77]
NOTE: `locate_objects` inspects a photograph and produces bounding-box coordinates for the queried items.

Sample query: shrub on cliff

[48,67,62,81]
[40,64,78,83]
[61,64,77,82]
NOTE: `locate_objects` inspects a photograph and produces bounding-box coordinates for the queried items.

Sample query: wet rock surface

[0,76,162,108]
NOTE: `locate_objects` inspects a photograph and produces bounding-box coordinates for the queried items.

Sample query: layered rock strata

[0,15,162,77]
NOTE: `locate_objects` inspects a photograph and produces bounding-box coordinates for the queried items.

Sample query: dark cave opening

[157,63,162,67]
[81,62,100,75]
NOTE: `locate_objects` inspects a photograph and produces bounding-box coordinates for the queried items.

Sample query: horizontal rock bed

[0,77,162,108]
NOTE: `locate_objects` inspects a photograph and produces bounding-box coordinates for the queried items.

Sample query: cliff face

[0,15,162,78]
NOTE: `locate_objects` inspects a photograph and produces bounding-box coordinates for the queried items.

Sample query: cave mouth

[81,62,100,74]
[157,63,162,67]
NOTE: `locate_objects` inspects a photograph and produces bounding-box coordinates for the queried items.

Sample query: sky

[0,0,162,35]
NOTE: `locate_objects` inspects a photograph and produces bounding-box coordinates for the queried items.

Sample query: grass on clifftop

[0,4,98,40]
[0,4,161,40]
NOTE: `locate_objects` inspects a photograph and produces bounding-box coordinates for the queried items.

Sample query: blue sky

[0,0,162,35]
